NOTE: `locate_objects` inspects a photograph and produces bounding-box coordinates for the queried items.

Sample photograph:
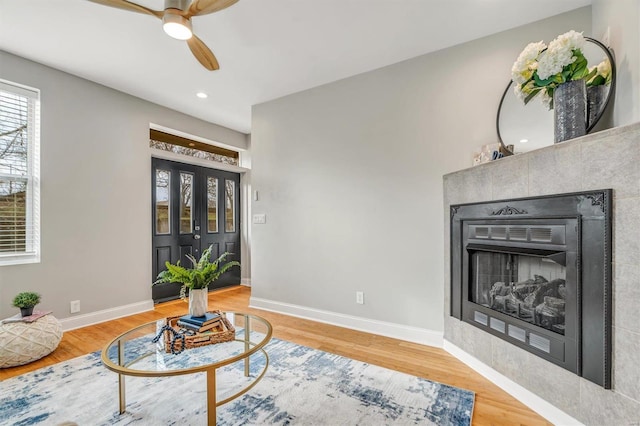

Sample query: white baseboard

[241,278,251,286]
[443,340,583,426]
[58,300,154,331]
[249,297,443,347]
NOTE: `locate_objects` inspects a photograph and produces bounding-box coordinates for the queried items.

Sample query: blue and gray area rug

[1,337,474,425]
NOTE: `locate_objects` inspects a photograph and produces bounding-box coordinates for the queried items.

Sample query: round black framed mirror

[497,37,616,154]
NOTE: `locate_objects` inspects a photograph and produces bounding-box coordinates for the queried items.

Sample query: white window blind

[0,79,40,265]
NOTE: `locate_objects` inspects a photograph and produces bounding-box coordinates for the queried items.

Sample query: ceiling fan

[88,0,239,70]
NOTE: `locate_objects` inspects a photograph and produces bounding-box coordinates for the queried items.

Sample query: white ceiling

[0,0,591,134]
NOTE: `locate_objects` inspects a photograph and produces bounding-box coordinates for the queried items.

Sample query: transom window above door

[149,129,239,166]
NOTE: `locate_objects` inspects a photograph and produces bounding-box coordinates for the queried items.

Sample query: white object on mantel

[0,315,63,368]
[188,288,209,317]
[473,142,504,166]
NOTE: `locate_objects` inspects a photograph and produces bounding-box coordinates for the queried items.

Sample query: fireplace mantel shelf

[447,121,640,178]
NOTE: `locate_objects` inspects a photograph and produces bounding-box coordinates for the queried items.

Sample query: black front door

[152,158,241,303]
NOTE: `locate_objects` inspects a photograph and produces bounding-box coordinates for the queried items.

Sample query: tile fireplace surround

[443,122,640,425]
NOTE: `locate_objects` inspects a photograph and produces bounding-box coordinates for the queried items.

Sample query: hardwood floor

[0,286,550,425]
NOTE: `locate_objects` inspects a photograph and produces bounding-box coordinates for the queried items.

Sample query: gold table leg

[244,315,250,377]
[207,369,217,426]
[118,340,126,414]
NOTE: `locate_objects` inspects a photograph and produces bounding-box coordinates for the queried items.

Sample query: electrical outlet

[70,300,80,314]
[356,291,364,304]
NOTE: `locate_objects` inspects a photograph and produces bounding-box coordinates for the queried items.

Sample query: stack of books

[176,312,226,333]
[0,310,52,324]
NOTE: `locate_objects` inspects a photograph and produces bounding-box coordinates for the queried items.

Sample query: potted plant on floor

[12,292,41,317]
[153,246,240,317]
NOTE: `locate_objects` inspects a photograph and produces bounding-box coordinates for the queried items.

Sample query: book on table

[179,312,221,327]
[197,319,228,334]
[176,320,201,332]
[177,319,223,333]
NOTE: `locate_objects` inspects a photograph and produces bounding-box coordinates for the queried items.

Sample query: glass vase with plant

[511,30,596,110]
[153,246,240,317]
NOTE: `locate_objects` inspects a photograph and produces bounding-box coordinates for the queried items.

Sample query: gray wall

[443,122,640,424]
[0,51,248,320]
[593,0,640,127]
[250,8,592,331]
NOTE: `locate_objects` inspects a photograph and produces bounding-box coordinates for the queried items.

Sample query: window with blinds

[0,80,40,265]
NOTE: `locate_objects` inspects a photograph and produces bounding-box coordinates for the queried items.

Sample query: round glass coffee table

[101,312,272,425]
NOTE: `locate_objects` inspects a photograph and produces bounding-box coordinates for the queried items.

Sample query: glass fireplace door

[470,250,567,335]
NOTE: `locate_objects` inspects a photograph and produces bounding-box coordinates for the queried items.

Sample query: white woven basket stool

[0,315,62,368]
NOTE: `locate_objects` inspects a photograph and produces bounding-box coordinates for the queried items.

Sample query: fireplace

[450,190,612,388]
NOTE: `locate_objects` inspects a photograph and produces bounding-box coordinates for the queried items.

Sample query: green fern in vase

[153,246,240,300]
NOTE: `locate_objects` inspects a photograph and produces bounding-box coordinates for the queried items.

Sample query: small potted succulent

[12,292,41,317]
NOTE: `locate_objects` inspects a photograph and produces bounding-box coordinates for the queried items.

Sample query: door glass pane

[180,173,193,234]
[225,179,235,232]
[207,177,218,233]
[155,169,170,235]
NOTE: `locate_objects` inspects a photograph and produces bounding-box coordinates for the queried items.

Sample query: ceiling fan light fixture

[163,12,193,40]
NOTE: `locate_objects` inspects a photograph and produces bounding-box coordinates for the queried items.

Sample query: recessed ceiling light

[196,92,208,99]
[520,139,529,143]
[188,143,195,147]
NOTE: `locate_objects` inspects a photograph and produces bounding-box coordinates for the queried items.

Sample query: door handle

[194,234,201,240]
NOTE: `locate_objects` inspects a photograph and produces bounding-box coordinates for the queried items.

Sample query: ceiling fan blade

[187,35,220,71]
[185,0,239,17]
[87,0,162,18]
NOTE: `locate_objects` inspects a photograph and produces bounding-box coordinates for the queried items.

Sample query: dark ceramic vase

[20,307,34,317]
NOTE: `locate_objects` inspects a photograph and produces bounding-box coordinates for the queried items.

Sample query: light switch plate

[253,213,266,224]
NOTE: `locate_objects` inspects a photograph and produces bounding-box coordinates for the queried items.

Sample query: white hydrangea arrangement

[511,30,596,110]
